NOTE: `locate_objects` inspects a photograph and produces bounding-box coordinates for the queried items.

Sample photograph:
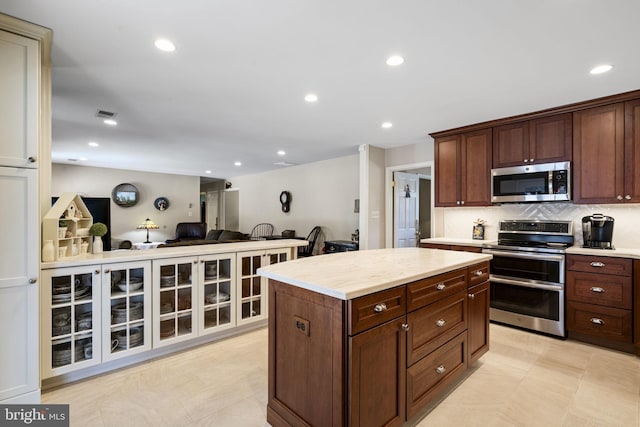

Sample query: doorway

[385,162,433,248]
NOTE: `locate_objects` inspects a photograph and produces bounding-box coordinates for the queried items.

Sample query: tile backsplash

[437,203,640,249]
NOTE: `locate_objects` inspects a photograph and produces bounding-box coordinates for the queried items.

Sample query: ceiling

[2,1,639,180]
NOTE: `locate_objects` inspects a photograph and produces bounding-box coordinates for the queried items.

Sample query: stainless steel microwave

[491,161,571,203]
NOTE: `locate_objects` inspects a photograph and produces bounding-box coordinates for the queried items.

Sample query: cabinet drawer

[467,262,489,287]
[406,332,467,419]
[407,268,467,312]
[348,286,406,335]
[407,291,467,366]
[566,255,632,276]
[567,301,632,343]
[567,271,632,309]
[450,245,482,253]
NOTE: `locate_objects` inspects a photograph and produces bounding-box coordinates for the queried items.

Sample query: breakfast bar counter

[258,247,492,426]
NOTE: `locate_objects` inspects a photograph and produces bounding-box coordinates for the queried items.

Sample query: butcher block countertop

[257,247,491,300]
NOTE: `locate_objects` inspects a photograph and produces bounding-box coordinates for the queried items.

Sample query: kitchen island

[258,247,492,427]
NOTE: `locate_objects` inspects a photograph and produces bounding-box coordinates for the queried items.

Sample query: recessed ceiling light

[304,93,318,103]
[88,141,99,147]
[103,119,117,126]
[234,161,242,166]
[205,170,212,174]
[154,38,176,52]
[277,150,286,156]
[590,64,613,75]
[386,55,405,66]
[382,122,393,129]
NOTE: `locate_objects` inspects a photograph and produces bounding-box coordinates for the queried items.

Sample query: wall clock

[111,183,139,207]
[280,191,291,212]
[154,197,170,211]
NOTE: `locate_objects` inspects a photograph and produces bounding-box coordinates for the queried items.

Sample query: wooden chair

[298,226,322,257]
[250,223,275,240]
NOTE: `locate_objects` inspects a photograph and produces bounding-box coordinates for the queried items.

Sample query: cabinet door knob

[468,293,475,300]
[104,268,111,274]
[436,319,446,327]
[456,201,460,205]
[436,283,446,291]
[590,318,605,325]
[523,159,528,163]
[28,156,36,163]
[435,365,446,374]
[94,269,101,274]
[625,195,631,200]
[529,158,534,162]
[590,287,605,293]
[460,201,465,205]
[617,195,623,200]
[590,262,605,268]
[401,323,410,332]
[28,278,37,284]
[373,303,387,313]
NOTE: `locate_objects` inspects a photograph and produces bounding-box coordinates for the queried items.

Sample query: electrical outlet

[293,316,310,336]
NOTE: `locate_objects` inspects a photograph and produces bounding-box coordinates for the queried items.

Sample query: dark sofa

[159,228,250,248]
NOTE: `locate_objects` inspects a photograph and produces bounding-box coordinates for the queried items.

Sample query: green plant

[89,222,108,237]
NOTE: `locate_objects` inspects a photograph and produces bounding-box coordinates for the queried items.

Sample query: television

[52,196,112,251]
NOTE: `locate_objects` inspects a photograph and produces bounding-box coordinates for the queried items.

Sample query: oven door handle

[482,249,565,262]
[490,276,563,292]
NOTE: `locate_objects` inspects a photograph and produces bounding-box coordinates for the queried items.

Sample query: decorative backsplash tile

[439,203,640,249]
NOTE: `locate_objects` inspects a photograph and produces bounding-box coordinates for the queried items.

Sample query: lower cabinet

[41,261,151,379]
[267,262,489,427]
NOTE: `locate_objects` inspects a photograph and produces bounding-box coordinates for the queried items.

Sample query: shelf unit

[43,193,93,261]
[198,254,236,335]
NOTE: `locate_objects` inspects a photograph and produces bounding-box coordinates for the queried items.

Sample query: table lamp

[137,218,159,243]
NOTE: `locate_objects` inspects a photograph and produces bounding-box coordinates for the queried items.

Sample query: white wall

[52,164,200,245]
[229,155,359,249]
[359,145,386,249]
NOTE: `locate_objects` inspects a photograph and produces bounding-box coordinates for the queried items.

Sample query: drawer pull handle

[590,318,605,325]
[436,283,446,291]
[373,303,387,313]
[436,319,446,327]
[401,323,410,332]
[590,287,605,293]
[474,270,483,277]
[590,262,605,268]
[435,365,446,374]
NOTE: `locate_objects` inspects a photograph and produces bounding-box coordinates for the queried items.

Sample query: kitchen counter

[566,246,640,259]
[420,237,496,247]
[258,247,491,300]
[41,238,308,269]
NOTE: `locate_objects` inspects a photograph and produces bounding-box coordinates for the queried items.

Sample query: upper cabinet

[573,101,640,204]
[492,114,572,168]
[435,128,492,207]
[0,29,39,168]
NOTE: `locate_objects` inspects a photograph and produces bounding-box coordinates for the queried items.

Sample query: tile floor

[42,324,640,427]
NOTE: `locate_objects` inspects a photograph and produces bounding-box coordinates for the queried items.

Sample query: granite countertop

[257,247,492,300]
[41,239,308,269]
[420,237,497,247]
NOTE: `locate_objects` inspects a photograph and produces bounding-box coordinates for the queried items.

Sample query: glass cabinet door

[237,248,290,325]
[103,261,151,361]
[199,254,236,335]
[42,266,102,378]
[153,257,197,347]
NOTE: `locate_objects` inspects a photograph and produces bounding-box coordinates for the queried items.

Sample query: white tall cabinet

[0,14,51,404]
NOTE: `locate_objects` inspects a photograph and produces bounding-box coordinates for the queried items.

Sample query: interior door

[393,172,419,247]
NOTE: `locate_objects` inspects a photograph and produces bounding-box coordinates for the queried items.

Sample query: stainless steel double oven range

[482,220,574,338]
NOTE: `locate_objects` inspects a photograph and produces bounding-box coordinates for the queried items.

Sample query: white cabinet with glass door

[41,266,102,379]
[102,261,151,361]
[152,257,197,347]
[197,253,236,335]
[236,248,291,325]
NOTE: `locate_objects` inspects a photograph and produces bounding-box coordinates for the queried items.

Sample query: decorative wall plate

[154,197,169,211]
[112,183,139,207]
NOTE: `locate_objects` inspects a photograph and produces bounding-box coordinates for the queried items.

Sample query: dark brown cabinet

[434,128,492,207]
[267,261,490,427]
[492,114,572,168]
[573,100,640,204]
[566,254,634,352]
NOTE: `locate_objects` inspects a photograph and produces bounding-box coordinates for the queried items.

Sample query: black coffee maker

[582,214,614,249]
